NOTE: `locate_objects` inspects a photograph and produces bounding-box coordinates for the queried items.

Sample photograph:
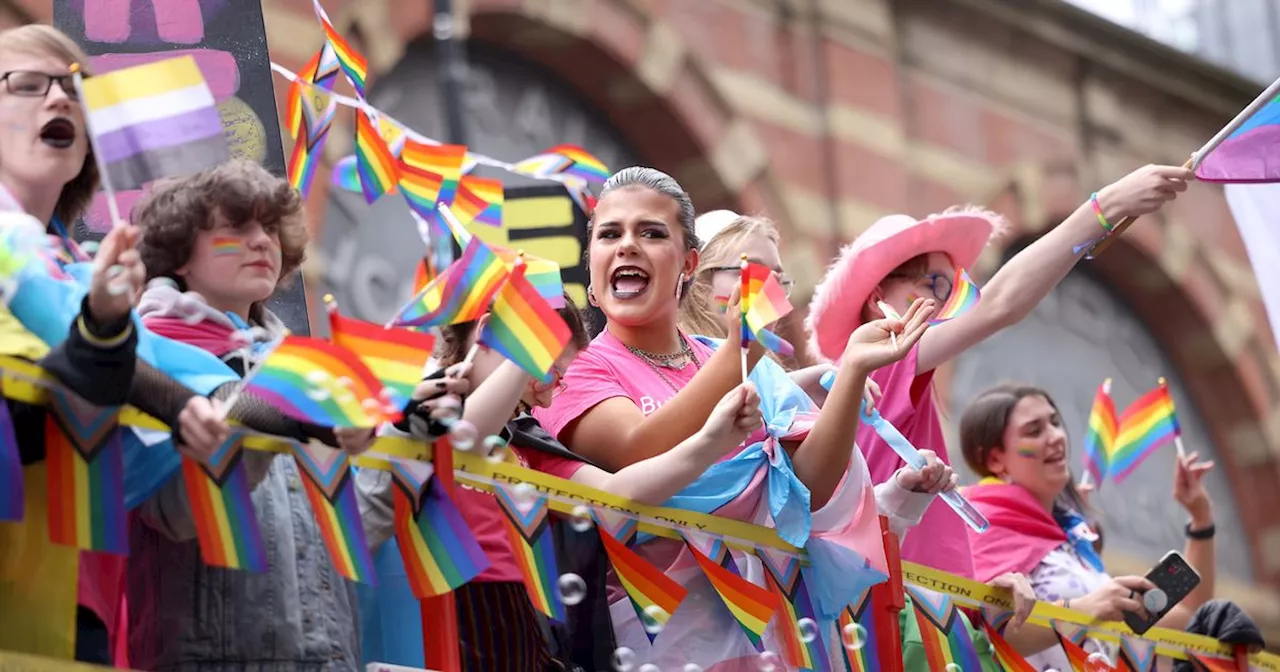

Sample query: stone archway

[951,159,1280,613]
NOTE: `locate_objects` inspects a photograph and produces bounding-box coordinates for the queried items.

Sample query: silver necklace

[624,337,695,370]
[625,335,701,394]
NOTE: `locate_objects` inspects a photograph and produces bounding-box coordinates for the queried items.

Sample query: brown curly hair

[0,25,99,224]
[134,159,307,287]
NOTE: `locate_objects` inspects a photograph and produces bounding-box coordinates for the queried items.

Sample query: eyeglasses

[707,266,795,298]
[0,71,78,101]
[532,364,569,396]
[892,271,953,303]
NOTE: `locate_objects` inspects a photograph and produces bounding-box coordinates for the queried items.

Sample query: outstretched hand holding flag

[739,256,794,381]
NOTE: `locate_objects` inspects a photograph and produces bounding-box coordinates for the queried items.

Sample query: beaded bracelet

[1090,192,1112,233]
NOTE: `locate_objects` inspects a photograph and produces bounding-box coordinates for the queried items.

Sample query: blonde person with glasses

[678,210,836,406]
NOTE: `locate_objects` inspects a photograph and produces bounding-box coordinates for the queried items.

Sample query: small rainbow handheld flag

[286,91,337,198]
[327,301,435,402]
[182,433,267,572]
[493,483,566,622]
[1083,378,1118,486]
[840,587,881,672]
[0,401,22,522]
[43,389,126,554]
[598,528,687,643]
[905,587,983,672]
[286,43,339,139]
[390,234,508,329]
[980,621,1036,672]
[1115,634,1157,672]
[1193,76,1280,183]
[929,268,981,325]
[480,261,572,383]
[393,468,491,598]
[293,441,376,584]
[354,109,400,204]
[1109,379,1181,483]
[311,0,368,98]
[78,55,228,191]
[493,247,564,309]
[740,260,794,356]
[685,537,778,651]
[763,563,826,671]
[454,176,504,228]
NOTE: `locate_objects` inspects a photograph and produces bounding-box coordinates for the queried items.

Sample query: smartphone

[1122,551,1201,635]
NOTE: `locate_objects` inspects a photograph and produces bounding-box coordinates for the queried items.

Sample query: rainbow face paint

[211,236,244,257]
[714,295,731,314]
[1014,446,1039,459]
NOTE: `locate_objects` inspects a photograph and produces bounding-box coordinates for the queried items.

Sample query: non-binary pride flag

[740,260,794,356]
[79,55,228,191]
[1082,378,1117,486]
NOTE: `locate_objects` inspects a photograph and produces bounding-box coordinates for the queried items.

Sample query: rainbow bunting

[399,140,467,219]
[243,336,405,428]
[43,389,126,554]
[685,538,778,651]
[763,564,827,671]
[1053,626,1093,672]
[1187,652,1238,672]
[454,176,504,228]
[980,621,1036,672]
[1115,635,1157,672]
[740,261,794,356]
[286,44,340,139]
[0,401,22,522]
[181,433,267,572]
[286,91,337,198]
[1083,378,1118,486]
[354,109,400,204]
[392,466,491,598]
[905,587,983,672]
[480,263,572,383]
[929,268,981,325]
[390,235,508,329]
[1193,78,1280,183]
[598,528,687,643]
[331,154,360,192]
[591,508,639,545]
[1109,382,1180,483]
[840,587,880,672]
[327,307,435,402]
[293,441,376,584]
[514,144,610,184]
[492,483,566,622]
[311,0,368,98]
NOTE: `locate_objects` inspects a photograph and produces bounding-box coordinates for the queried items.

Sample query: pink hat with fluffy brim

[806,211,998,362]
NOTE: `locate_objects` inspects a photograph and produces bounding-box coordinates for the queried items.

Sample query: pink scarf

[964,479,1067,582]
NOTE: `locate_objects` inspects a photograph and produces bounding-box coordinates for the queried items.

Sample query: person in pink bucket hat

[806,163,1194,578]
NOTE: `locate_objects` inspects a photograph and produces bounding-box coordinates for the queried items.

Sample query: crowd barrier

[1,355,1277,671]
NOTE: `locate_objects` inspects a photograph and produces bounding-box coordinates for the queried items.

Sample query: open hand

[87,223,145,323]
[176,397,231,463]
[893,449,956,494]
[1173,450,1214,525]
[843,297,935,374]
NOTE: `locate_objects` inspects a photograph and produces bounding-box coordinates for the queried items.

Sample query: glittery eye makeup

[212,236,243,257]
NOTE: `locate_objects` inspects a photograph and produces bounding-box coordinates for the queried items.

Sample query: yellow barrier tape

[904,562,1280,667]
[0,650,127,671]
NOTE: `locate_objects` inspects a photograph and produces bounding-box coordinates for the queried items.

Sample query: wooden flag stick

[1087,157,1195,258]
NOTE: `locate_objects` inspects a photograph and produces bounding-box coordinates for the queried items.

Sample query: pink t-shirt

[856,345,975,579]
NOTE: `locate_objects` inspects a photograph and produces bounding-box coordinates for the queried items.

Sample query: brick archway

[985,159,1280,588]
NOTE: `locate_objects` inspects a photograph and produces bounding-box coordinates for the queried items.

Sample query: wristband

[1090,192,1112,232]
[1185,521,1216,540]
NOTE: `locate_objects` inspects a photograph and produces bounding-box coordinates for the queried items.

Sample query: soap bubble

[558,572,586,605]
[512,482,538,505]
[569,505,594,532]
[483,435,508,463]
[104,264,130,295]
[448,420,478,451]
[611,647,635,671]
[798,617,819,642]
[756,651,781,671]
[335,376,353,389]
[79,240,100,257]
[945,665,963,672]
[641,605,667,634]
[305,370,331,386]
[682,665,704,672]
[843,622,867,650]
[305,387,330,402]
[638,665,660,672]
[1086,653,1113,671]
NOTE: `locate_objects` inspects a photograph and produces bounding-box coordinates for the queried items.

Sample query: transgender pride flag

[1194,76,1280,183]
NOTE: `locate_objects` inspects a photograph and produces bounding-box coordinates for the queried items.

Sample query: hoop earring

[675,273,685,300]
[588,284,598,307]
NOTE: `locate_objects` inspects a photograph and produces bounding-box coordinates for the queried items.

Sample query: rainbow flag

[293,441,375,584]
[311,0,368,98]
[514,144,610,184]
[905,587,983,672]
[763,565,826,671]
[327,307,435,402]
[1187,653,1238,672]
[286,91,337,198]
[493,247,564,309]
[840,588,880,672]
[390,235,508,329]
[243,336,405,428]
[0,402,21,522]
[78,55,228,191]
[286,43,339,139]
[740,261,794,356]
[1194,77,1280,183]
[399,140,467,220]
[43,389,126,554]
[597,528,687,642]
[980,621,1036,672]
[454,176,504,228]
[1116,635,1157,672]
[1109,382,1180,483]
[929,268,981,325]
[354,109,400,204]
[685,539,778,651]
[1053,626,1093,672]
[1083,378,1118,486]
[480,263,572,383]
[392,467,490,598]
[181,434,267,572]
[493,483,566,622]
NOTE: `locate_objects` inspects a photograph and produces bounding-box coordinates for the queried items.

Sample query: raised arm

[916,165,1193,374]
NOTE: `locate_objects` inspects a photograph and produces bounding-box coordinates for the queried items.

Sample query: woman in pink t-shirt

[805,164,1195,579]
[534,167,953,669]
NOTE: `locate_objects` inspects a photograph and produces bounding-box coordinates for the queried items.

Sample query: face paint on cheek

[211,236,244,257]
[1014,446,1039,459]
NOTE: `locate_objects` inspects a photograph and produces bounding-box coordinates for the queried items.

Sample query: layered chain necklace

[624,334,701,394]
